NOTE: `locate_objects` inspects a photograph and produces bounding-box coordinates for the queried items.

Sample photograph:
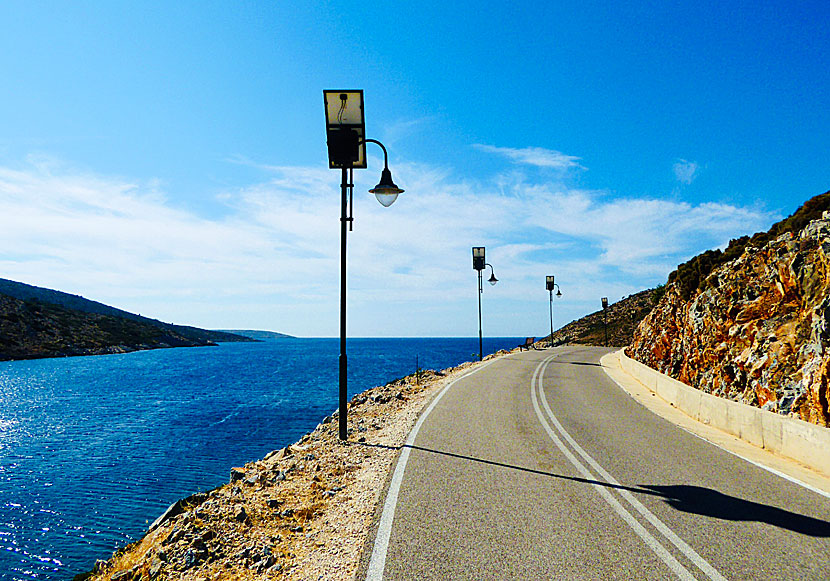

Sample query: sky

[0,1,827,338]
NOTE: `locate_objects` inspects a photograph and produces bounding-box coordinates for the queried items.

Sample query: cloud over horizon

[0,155,776,336]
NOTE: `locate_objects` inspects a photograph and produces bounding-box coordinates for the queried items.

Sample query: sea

[0,336,520,580]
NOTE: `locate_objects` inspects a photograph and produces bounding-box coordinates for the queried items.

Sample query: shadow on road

[640,484,830,537]
[557,360,603,367]
[358,442,830,537]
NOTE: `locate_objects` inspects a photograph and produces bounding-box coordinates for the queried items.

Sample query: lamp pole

[325,90,404,441]
[601,296,609,347]
[546,276,561,347]
[472,247,497,361]
[338,165,349,439]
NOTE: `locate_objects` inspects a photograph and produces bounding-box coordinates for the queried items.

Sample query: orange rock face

[628,215,830,427]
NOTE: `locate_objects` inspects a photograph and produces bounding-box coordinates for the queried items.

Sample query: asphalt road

[361,345,830,580]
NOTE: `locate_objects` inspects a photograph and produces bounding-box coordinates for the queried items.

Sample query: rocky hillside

[0,278,251,344]
[628,191,830,427]
[0,278,255,361]
[544,288,660,347]
[0,293,216,360]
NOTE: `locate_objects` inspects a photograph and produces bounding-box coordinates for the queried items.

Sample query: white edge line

[677,424,830,501]
[365,357,500,581]
[601,356,830,501]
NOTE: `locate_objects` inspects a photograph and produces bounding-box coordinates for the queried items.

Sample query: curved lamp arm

[485,263,498,286]
[361,138,389,169]
[360,138,404,206]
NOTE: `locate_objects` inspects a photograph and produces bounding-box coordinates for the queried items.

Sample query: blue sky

[0,1,827,337]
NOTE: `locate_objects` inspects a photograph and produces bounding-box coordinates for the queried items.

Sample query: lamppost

[324,90,404,441]
[473,247,498,361]
[546,276,562,347]
[601,296,609,347]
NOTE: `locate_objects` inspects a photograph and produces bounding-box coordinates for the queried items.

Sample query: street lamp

[324,90,405,441]
[546,276,562,348]
[473,247,498,361]
[601,297,609,347]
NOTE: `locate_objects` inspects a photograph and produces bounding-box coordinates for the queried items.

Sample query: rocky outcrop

[628,210,830,427]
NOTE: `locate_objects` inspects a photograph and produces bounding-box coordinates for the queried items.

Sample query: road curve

[359,346,830,580]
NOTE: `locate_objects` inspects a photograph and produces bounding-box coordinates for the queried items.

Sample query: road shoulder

[601,349,830,498]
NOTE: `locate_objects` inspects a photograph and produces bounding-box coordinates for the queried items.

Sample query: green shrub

[667,190,830,300]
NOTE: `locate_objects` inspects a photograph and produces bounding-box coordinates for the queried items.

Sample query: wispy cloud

[673,159,700,184]
[0,156,775,336]
[474,144,584,170]
[380,116,437,147]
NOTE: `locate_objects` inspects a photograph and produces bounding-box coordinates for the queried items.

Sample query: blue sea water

[0,337,519,580]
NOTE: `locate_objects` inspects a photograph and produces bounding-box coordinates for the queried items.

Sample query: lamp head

[369,167,404,207]
[556,289,562,297]
[488,272,498,285]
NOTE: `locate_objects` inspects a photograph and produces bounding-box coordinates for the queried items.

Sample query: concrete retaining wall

[618,350,830,477]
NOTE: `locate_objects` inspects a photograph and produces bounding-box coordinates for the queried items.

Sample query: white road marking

[367,350,730,580]
[365,358,499,581]
[532,354,727,581]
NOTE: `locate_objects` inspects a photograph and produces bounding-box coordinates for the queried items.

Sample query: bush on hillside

[668,191,830,300]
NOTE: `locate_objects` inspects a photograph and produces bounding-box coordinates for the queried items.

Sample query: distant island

[0,278,255,361]
[218,329,295,340]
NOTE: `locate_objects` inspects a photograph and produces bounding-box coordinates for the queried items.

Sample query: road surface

[361,345,830,580]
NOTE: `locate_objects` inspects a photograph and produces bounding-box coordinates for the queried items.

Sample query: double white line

[531,354,726,581]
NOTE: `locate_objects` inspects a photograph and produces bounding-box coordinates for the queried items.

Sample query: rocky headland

[628,191,830,427]
[0,278,253,361]
[0,293,216,360]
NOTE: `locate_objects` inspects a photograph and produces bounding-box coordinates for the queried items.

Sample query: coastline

[79,350,512,580]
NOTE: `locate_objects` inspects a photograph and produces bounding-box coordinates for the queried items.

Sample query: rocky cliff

[628,192,830,427]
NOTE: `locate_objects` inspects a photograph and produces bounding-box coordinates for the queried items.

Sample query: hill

[542,288,659,347]
[628,190,830,427]
[219,329,295,340]
[0,294,214,360]
[0,278,252,345]
[0,278,254,361]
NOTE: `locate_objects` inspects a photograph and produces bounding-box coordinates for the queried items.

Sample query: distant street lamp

[601,297,609,347]
[473,247,498,361]
[324,90,405,441]
[546,276,562,347]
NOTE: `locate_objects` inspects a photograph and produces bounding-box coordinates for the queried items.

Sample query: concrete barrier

[617,350,830,477]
